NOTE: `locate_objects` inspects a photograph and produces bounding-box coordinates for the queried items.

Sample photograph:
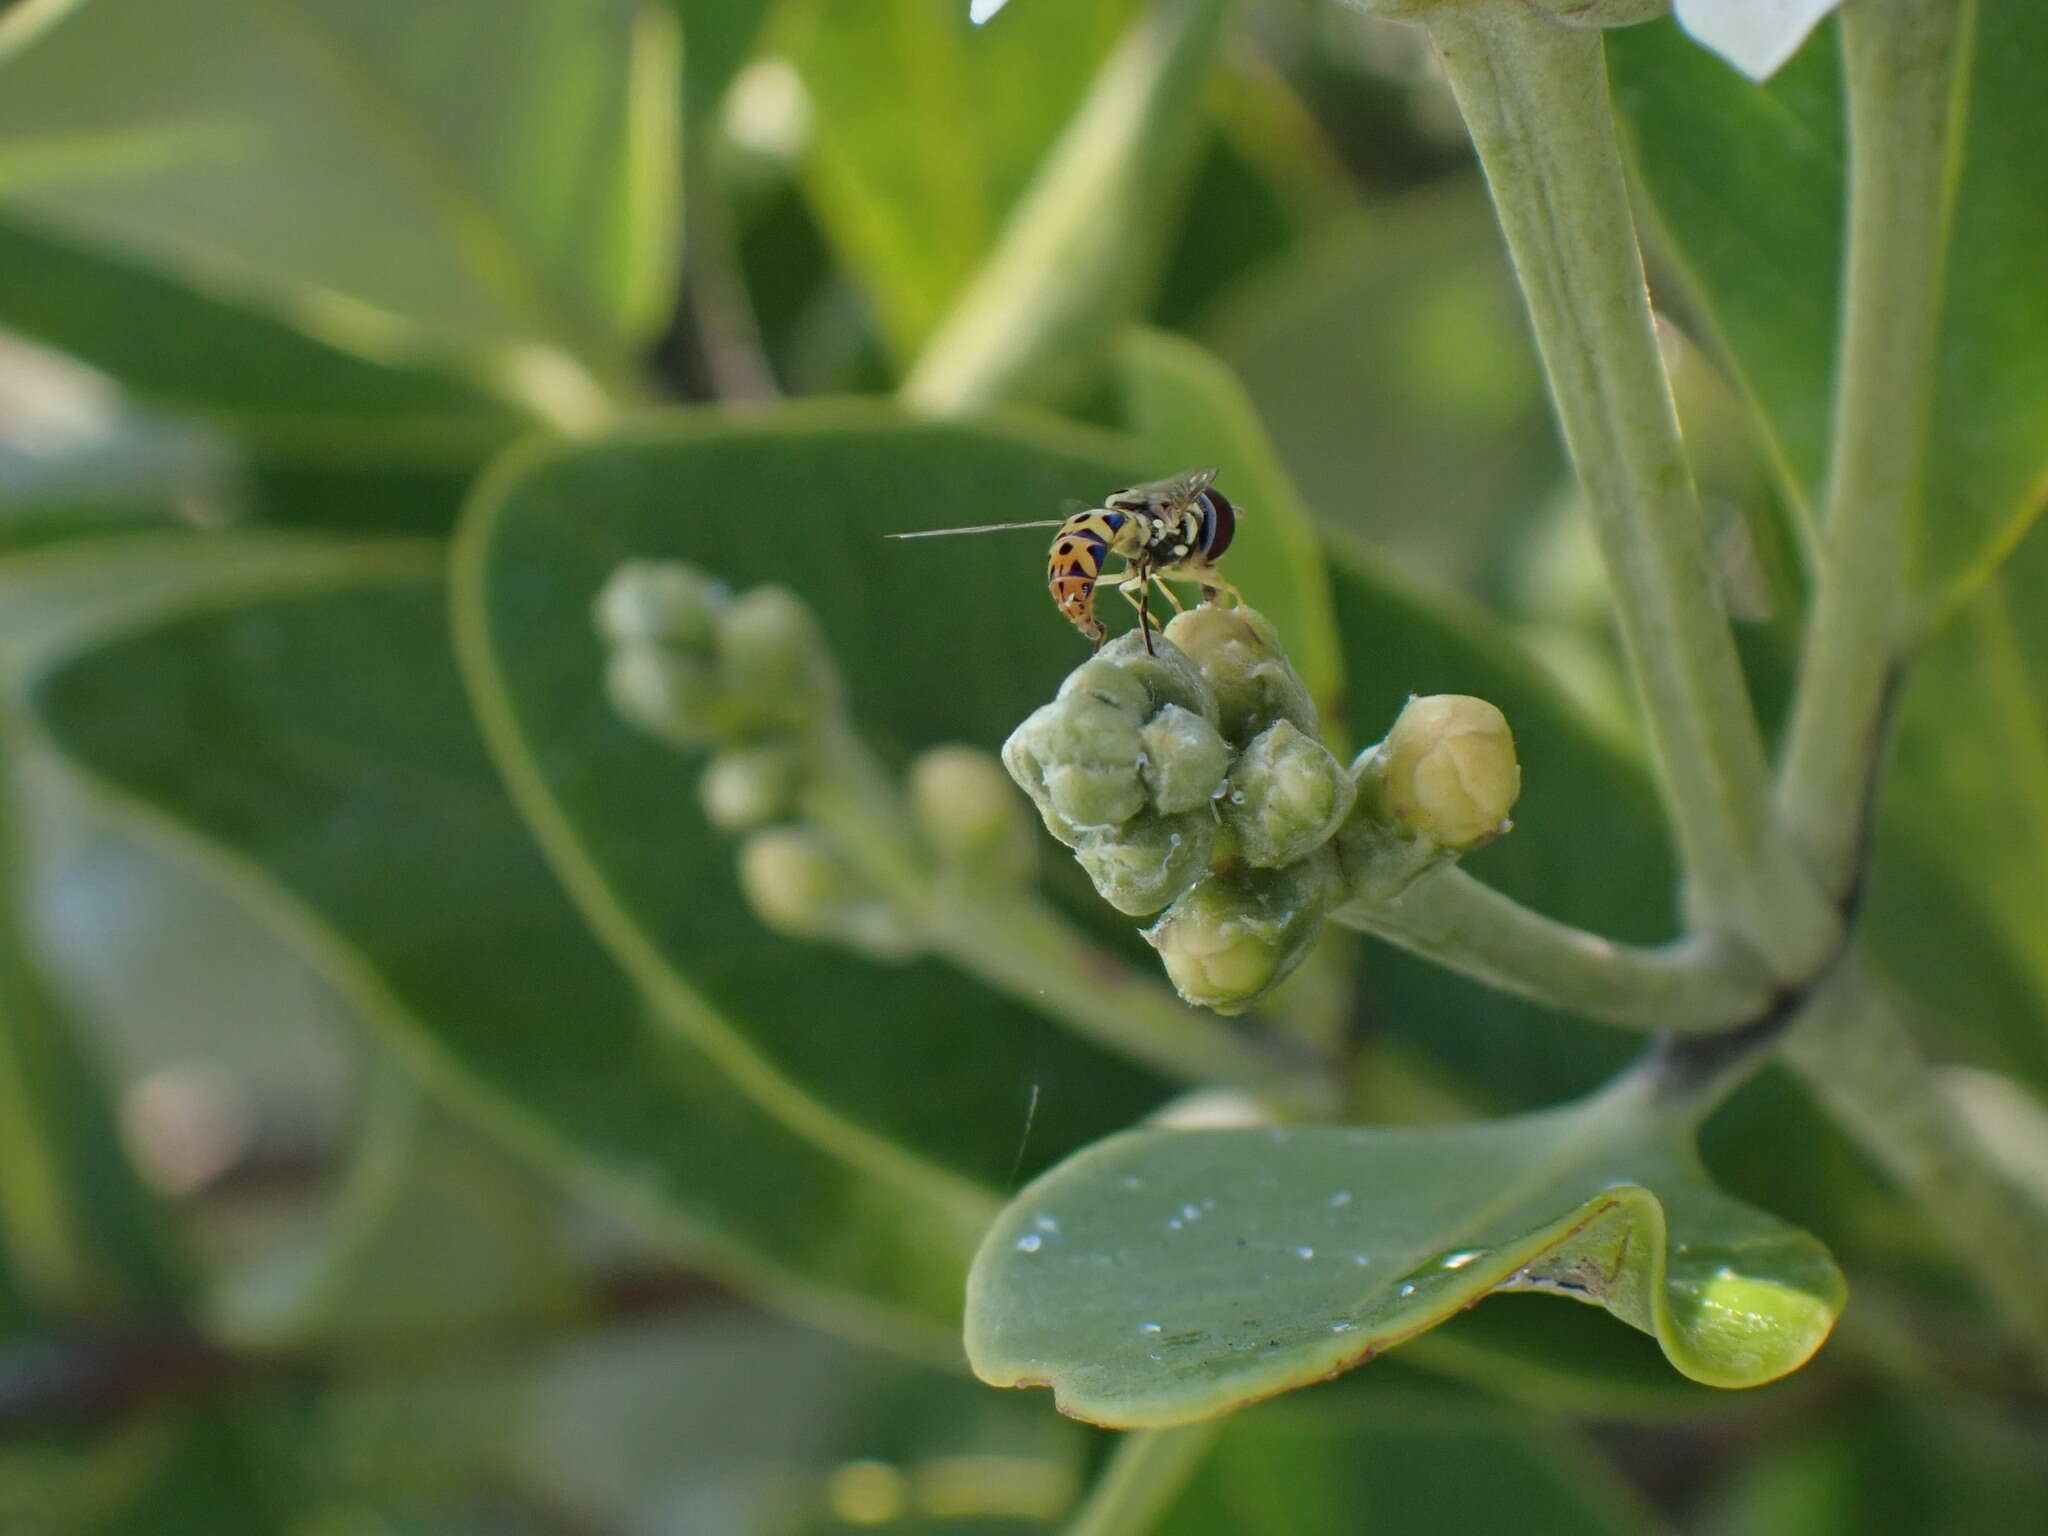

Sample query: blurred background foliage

[0,0,2042,1531]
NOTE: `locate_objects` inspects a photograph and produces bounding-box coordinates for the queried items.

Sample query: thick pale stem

[1427,8,1836,981]
[1783,963,2048,1374]
[1063,1423,1220,1536]
[1777,0,1973,894]
[1332,864,1774,1033]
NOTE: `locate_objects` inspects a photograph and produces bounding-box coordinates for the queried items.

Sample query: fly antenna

[885,518,1066,539]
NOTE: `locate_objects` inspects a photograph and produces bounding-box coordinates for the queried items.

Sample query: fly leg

[1115,570,1158,656]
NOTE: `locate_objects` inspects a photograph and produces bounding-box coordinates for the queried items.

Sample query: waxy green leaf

[29,542,977,1353]
[968,1076,1843,1427]
[1612,5,2048,603]
[455,405,1173,1195]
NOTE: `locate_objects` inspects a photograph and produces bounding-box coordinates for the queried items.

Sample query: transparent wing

[885,518,1066,539]
[1113,466,1217,510]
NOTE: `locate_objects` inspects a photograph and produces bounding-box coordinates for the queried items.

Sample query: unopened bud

[700,742,809,832]
[738,828,918,961]
[605,642,725,748]
[909,746,1034,884]
[1058,634,1214,723]
[1367,694,1520,851]
[718,587,841,735]
[594,561,725,650]
[1140,704,1232,814]
[1163,607,1317,745]
[1010,696,1148,834]
[1073,814,1213,916]
[1221,720,1357,868]
[1144,850,1339,1014]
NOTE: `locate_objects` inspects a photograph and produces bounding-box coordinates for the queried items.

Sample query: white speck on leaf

[1139,1321,1163,1333]
[1015,1233,1042,1253]
[1034,1214,1059,1234]
[1295,1245,1315,1260]
[970,0,1009,22]
[1328,1189,1351,1208]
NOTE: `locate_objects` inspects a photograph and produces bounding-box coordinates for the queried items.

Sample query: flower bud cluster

[596,561,1037,958]
[1004,608,1355,1014]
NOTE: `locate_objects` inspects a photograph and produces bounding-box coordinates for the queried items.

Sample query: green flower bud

[593,560,725,651]
[1010,695,1149,834]
[1365,693,1521,851]
[738,827,919,961]
[1143,849,1340,1014]
[1140,703,1232,815]
[700,742,810,832]
[909,746,1035,885]
[1058,632,1215,724]
[605,641,725,748]
[1162,606,1317,745]
[1221,719,1358,869]
[1073,813,1215,917]
[717,586,841,736]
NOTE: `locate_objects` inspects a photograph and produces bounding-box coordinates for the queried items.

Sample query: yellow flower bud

[1371,694,1521,851]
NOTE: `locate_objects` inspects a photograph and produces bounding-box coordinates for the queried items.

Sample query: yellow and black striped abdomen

[1047,510,1129,646]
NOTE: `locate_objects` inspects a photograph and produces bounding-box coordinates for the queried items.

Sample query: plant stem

[1777,0,1974,896]
[1426,7,1836,982]
[804,730,1322,1101]
[941,893,1325,1102]
[1331,863,1774,1034]
[1064,1423,1220,1536]
[1782,962,2048,1375]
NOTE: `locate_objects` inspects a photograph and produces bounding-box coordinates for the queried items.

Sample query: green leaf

[455,405,1174,1198]
[899,0,1227,411]
[0,538,287,1313]
[26,540,976,1353]
[0,0,680,392]
[1114,328,1345,735]
[1863,518,2048,1092]
[0,216,526,464]
[1202,190,1563,598]
[674,0,778,122]
[1611,5,2048,602]
[214,1063,585,1350]
[784,0,1138,361]
[966,1074,1844,1428]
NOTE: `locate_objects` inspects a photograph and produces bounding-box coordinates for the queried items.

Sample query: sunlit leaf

[784,0,1138,360]
[0,0,680,393]
[967,1073,1843,1427]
